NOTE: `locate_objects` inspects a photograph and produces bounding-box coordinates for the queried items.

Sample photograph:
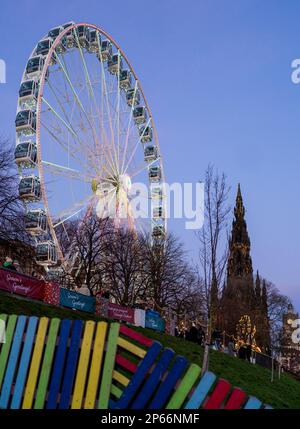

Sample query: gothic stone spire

[227,184,253,278]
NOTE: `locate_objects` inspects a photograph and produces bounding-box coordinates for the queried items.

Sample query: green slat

[34,318,60,409]
[166,363,201,409]
[111,384,122,399]
[0,314,17,389]
[98,323,120,409]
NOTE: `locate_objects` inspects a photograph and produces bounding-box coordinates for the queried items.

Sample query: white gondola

[14,141,37,168]
[36,38,56,65]
[151,185,163,199]
[153,206,164,219]
[36,241,57,266]
[15,110,36,134]
[36,37,53,56]
[62,22,76,48]
[144,145,157,162]
[133,106,147,125]
[87,29,100,53]
[48,26,66,54]
[152,225,165,239]
[97,40,112,62]
[75,25,90,48]
[18,80,39,108]
[126,88,140,106]
[25,209,47,234]
[19,176,41,201]
[25,56,44,79]
[149,166,161,182]
[108,53,123,75]
[119,70,132,90]
[139,125,152,143]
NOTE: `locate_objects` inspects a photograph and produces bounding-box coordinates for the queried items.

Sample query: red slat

[203,379,231,409]
[120,325,153,347]
[224,387,246,409]
[116,353,137,373]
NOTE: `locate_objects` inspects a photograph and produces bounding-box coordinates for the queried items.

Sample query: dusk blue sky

[0,1,299,311]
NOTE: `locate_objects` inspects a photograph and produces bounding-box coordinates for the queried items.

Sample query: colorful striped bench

[0,314,273,409]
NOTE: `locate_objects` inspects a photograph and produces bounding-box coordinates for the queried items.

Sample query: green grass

[1,291,300,409]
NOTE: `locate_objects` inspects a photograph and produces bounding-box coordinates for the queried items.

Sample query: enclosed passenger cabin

[149,166,161,182]
[14,141,37,168]
[108,53,123,75]
[62,21,76,48]
[87,29,100,53]
[36,241,57,266]
[139,125,153,143]
[75,25,90,48]
[48,26,66,53]
[19,176,41,201]
[25,56,44,79]
[97,40,112,62]
[126,88,140,106]
[144,145,157,162]
[36,38,53,56]
[15,110,36,134]
[25,209,47,234]
[153,206,164,219]
[151,185,163,199]
[36,38,56,65]
[152,225,165,239]
[133,106,147,125]
[119,70,132,90]
[19,80,39,108]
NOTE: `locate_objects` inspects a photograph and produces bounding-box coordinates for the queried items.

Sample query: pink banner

[0,268,45,300]
[108,302,135,324]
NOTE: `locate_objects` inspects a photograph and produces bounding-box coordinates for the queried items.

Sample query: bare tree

[0,138,29,242]
[196,165,231,375]
[59,214,113,296]
[140,232,203,322]
[264,280,291,350]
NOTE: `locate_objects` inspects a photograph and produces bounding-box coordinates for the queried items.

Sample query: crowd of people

[174,322,264,363]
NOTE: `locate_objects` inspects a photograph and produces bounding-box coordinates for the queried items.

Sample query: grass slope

[0,291,300,409]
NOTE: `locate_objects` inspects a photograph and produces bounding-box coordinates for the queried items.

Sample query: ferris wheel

[15,22,166,268]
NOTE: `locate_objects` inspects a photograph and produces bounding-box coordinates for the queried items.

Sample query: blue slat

[114,341,162,409]
[132,348,174,409]
[10,317,38,409]
[244,396,262,409]
[59,320,83,409]
[185,371,217,409]
[0,316,27,409]
[46,319,72,409]
[149,355,188,409]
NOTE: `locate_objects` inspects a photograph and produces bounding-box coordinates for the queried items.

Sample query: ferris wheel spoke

[123,118,151,175]
[53,194,95,228]
[41,160,93,182]
[41,121,97,174]
[42,96,78,137]
[120,81,138,174]
[96,36,120,175]
[54,52,100,154]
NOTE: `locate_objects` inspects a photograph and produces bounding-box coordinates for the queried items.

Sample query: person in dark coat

[188,323,199,343]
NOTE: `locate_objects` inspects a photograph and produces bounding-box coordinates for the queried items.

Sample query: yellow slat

[71,321,95,409]
[22,317,49,409]
[117,337,146,358]
[112,370,129,387]
[84,321,107,409]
